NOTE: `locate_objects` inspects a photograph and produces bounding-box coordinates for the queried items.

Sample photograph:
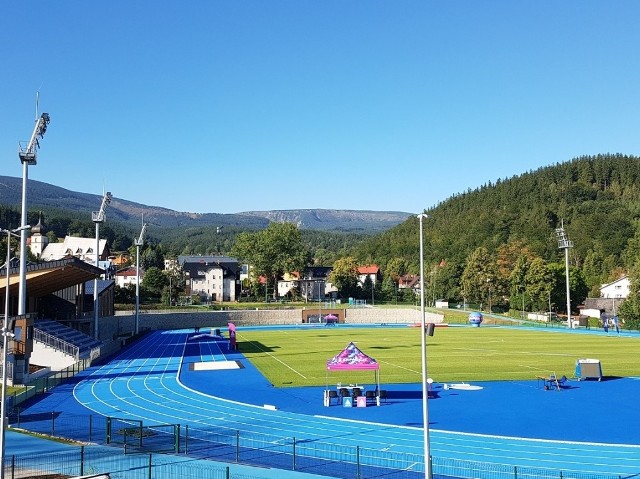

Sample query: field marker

[239,335,308,379]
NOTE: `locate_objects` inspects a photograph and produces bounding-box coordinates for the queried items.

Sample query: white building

[579,276,630,319]
[115,266,143,288]
[600,276,630,299]
[178,255,240,302]
[357,264,380,286]
[29,218,112,278]
[34,232,109,265]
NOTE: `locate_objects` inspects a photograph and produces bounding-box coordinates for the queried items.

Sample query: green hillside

[352,154,640,309]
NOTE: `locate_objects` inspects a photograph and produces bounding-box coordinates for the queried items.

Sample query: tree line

[3,154,640,328]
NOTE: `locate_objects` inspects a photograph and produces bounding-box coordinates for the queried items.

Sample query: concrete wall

[99,307,444,344]
[31,343,77,371]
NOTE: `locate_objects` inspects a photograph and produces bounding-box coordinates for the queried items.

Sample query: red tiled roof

[357,265,379,274]
[116,266,138,277]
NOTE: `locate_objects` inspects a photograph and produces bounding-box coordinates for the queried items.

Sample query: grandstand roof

[0,257,103,298]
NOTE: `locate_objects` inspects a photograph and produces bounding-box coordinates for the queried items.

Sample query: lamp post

[1,225,29,479]
[487,278,492,314]
[17,109,50,315]
[417,213,432,479]
[318,279,323,323]
[371,279,374,307]
[134,220,147,335]
[92,192,112,339]
[555,222,573,328]
[520,285,525,319]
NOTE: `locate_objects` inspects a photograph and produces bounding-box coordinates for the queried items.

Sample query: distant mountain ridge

[236,209,413,231]
[0,176,411,233]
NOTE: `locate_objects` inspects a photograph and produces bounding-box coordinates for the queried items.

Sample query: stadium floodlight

[1,225,29,479]
[92,192,112,339]
[417,213,432,479]
[18,107,51,315]
[555,222,574,329]
[134,220,148,335]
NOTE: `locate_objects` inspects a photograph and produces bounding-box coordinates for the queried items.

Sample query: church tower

[29,212,49,258]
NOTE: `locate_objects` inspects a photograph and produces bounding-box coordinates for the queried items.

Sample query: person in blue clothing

[601,312,609,333]
[612,315,620,334]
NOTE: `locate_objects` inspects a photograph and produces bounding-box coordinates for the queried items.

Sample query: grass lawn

[235,325,640,387]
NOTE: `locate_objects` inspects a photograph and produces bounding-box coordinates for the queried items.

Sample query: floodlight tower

[555,222,574,329]
[92,192,112,339]
[17,108,50,315]
[134,220,148,335]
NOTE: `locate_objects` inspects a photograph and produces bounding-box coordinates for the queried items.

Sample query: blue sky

[2,2,639,215]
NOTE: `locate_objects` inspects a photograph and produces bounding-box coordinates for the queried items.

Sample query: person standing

[612,315,620,334]
[601,312,609,333]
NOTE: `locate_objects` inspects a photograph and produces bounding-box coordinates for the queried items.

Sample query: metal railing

[6,412,627,479]
[5,358,92,410]
[33,328,80,360]
[2,446,281,479]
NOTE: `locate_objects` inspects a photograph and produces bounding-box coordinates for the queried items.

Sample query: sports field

[13,325,640,477]
[236,325,640,386]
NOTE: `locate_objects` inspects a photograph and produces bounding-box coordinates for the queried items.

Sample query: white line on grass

[378,359,420,375]
[238,334,308,379]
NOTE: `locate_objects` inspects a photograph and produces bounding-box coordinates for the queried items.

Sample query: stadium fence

[6,410,628,479]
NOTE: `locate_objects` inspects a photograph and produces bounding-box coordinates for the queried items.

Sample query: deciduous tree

[329,257,361,299]
[231,222,310,299]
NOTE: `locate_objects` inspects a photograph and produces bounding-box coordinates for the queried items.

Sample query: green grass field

[235,326,640,387]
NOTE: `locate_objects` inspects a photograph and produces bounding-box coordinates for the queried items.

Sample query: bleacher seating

[34,320,103,360]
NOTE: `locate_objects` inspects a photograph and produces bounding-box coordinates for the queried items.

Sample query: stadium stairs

[31,320,103,371]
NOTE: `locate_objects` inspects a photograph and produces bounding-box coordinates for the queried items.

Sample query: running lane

[66,330,640,477]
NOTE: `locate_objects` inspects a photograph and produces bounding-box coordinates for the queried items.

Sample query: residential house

[600,276,630,299]
[276,266,337,301]
[398,274,420,295]
[580,275,630,319]
[115,266,143,288]
[178,255,240,302]
[357,264,380,287]
[277,272,300,299]
[299,266,334,301]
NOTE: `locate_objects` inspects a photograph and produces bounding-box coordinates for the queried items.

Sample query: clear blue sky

[2,2,639,215]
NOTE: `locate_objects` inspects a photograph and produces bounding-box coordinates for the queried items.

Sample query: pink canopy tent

[325,342,380,403]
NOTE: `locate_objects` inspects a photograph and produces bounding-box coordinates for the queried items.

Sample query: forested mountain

[352,154,640,305]
[237,209,412,232]
[3,155,640,313]
[0,176,409,232]
[0,176,385,259]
